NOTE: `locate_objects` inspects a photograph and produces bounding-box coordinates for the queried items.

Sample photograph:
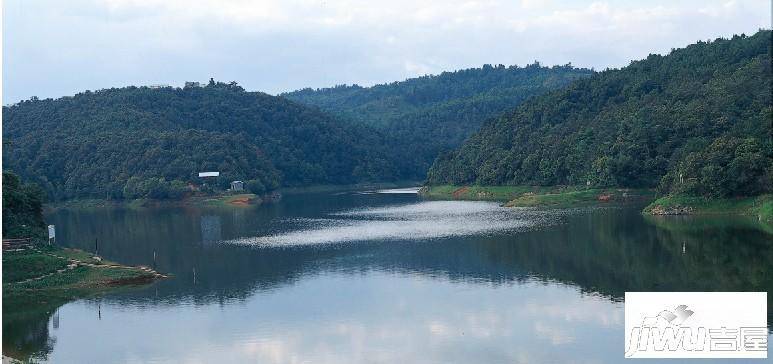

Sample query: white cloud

[50,273,624,363]
[3,0,770,103]
[534,321,575,345]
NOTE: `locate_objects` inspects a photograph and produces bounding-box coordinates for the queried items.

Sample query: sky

[2,0,770,104]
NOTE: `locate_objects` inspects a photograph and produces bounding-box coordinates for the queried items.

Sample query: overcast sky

[2,0,770,104]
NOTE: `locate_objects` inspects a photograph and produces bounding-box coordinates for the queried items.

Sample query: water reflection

[4,190,771,363]
[46,275,623,364]
[200,215,222,244]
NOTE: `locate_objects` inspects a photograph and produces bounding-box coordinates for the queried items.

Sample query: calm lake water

[6,188,772,363]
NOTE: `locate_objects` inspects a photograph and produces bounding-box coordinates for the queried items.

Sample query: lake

[6,188,772,363]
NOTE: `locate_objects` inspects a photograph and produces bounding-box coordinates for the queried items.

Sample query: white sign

[48,225,55,239]
[625,292,767,359]
[198,172,220,178]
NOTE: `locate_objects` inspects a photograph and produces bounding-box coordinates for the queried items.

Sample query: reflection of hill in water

[41,200,773,306]
[9,196,770,361]
[70,207,772,304]
[3,304,56,362]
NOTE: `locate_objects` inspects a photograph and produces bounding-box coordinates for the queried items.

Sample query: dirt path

[11,247,167,285]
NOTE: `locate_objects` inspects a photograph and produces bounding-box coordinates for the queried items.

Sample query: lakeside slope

[419,185,655,207]
[426,31,772,211]
[420,185,772,222]
[3,244,165,309]
[644,194,773,221]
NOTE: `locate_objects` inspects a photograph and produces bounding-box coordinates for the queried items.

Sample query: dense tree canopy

[3,81,397,200]
[284,64,593,178]
[427,31,772,198]
[6,32,770,202]
[2,171,45,238]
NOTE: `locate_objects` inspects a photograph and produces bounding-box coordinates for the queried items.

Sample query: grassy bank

[419,185,548,201]
[643,194,773,221]
[504,188,655,208]
[45,192,269,211]
[3,244,165,310]
[420,185,655,207]
[45,182,426,211]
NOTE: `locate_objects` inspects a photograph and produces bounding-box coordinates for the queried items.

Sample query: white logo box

[625,292,767,359]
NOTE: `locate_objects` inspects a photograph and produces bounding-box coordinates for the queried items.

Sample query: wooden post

[95,238,98,255]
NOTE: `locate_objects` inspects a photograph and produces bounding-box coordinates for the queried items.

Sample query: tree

[2,171,45,239]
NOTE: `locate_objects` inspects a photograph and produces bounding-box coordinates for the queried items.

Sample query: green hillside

[2,80,398,200]
[427,31,772,200]
[284,64,593,178]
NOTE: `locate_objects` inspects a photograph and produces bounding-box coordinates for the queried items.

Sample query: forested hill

[283,64,593,178]
[427,30,772,198]
[3,81,399,200]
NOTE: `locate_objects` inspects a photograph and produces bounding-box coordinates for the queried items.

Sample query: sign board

[48,225,55,239]
[198,172,220,178]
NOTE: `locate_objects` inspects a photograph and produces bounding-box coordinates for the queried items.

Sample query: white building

[230,181,244,191]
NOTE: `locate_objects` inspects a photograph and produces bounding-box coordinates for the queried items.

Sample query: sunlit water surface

[4,188,771,363]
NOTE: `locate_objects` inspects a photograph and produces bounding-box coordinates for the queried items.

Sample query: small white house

[198,172,220,178]
[230,181,245,191]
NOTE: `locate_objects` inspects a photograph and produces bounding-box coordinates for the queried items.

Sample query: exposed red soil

[452,186,470,199]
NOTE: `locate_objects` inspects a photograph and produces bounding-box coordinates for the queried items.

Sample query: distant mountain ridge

[426,30,772,198]
[9,29,767,203]
[283,63,594,178]
[2,81,398,200]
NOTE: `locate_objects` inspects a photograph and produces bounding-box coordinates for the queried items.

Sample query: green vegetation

[3,79,399,201]
[5,32,771,211]
[504,188,655,208]
[3,249,67,283]
[644,194,773,221]
[419,185,546,201]
[3,172,162,331]
[2,171,46,239]
[420,184,655,207]
[7,64,592,203]
[44,192,266,211]
[3,245,162,310]
[427,31,772,206]
[284,64,593,179]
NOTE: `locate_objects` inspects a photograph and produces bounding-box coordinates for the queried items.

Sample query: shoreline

[43,192,276,211]
[3,244,166,312]
[419,185,772,222]
[643,194,772,221]
[419,185,656,207]
[42,181,424,211]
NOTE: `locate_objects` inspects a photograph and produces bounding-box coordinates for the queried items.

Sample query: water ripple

[224,201,559,247]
